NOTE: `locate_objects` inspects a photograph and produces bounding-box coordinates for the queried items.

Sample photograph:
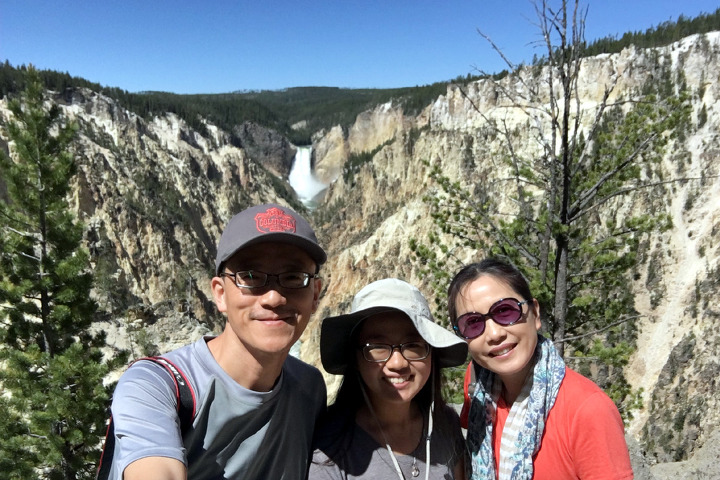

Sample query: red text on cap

[255,207,296,233]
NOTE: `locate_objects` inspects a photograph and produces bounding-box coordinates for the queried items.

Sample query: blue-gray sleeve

[108,360,186,478]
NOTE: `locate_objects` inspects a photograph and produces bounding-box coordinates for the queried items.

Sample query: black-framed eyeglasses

[220,270,318,289]
[359,342,431,363]
[453,298,529,339]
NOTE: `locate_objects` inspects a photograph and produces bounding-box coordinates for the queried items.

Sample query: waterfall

[288,146,327,208]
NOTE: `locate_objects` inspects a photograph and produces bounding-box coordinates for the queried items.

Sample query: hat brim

[320,306,468,375]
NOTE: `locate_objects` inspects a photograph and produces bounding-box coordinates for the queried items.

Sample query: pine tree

[410,0,693,419]
[0,67,123,479]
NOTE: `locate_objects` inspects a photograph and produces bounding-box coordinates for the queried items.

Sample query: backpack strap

[95,410,117,479]
[143,356,196,433]
[460,361,477,430]
[96,356,196,479]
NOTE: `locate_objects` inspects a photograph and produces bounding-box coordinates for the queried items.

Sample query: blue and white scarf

[466,335,565,480]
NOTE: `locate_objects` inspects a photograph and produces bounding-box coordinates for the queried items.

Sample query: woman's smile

[489,343,516,358]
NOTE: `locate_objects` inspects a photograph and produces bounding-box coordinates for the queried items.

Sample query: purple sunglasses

[453,298,529,339]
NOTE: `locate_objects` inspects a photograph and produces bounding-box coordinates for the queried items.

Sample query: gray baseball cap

[320,278,468,375]
[214,203,327,275]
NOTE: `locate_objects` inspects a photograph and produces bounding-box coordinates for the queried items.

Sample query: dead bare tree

[414,0,693,411]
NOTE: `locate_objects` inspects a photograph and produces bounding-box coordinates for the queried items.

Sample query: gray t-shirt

[107,336,327,479]
[309,405,465,480]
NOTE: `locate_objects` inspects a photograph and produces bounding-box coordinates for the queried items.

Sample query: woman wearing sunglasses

[309,278,468,480]
[448,258,633,480]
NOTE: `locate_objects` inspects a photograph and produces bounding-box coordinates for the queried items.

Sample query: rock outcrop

[230,121,297,178]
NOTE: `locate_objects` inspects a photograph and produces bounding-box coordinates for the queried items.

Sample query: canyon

[1,32,719,478]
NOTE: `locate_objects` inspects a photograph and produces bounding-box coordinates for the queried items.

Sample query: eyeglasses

[359,342,431,363]
[220,270,317,289]
[453,298,529,339]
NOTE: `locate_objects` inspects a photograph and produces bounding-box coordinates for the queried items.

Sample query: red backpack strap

[460,361,476,429]
[96,356,196,479]
[143,356,197,432]
[96,412,117,479]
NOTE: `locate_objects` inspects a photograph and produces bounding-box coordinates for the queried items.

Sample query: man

[105,203,327,479]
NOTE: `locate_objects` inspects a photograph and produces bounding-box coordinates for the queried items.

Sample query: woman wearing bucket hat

[309,278,469,480]
[448,258,633,480]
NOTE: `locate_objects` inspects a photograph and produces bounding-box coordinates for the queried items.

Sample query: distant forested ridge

[1,7,718,144]
[581,7,720,57]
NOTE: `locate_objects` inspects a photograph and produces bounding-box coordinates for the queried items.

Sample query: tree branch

[4,226,38,239]
[556,315,641,344]
[20,251,41,262]
[571,175,717,221]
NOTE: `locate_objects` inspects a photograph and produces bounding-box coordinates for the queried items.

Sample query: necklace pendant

[411,464,420,477]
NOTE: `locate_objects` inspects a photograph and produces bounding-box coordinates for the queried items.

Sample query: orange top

[492,368,634,480]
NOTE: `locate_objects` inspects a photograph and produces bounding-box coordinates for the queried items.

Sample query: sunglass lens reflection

[459,300,523,338]
[491,300,522,325]
[459,315,485,338]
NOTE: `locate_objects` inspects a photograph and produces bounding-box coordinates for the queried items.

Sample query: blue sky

[2,1,718,94]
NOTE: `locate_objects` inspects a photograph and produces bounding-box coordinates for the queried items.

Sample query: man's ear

[211,276,228,313]
[311,277,322,313]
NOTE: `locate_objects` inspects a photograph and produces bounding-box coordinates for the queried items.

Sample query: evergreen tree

[0,67,122,479]
[410,0,692,418]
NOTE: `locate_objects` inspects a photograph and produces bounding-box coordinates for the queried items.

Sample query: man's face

[212,242,321,357]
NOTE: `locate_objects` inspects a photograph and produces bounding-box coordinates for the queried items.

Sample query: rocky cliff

[1,32,718,477]
[1,87,305,357]
[306,32,720,476]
